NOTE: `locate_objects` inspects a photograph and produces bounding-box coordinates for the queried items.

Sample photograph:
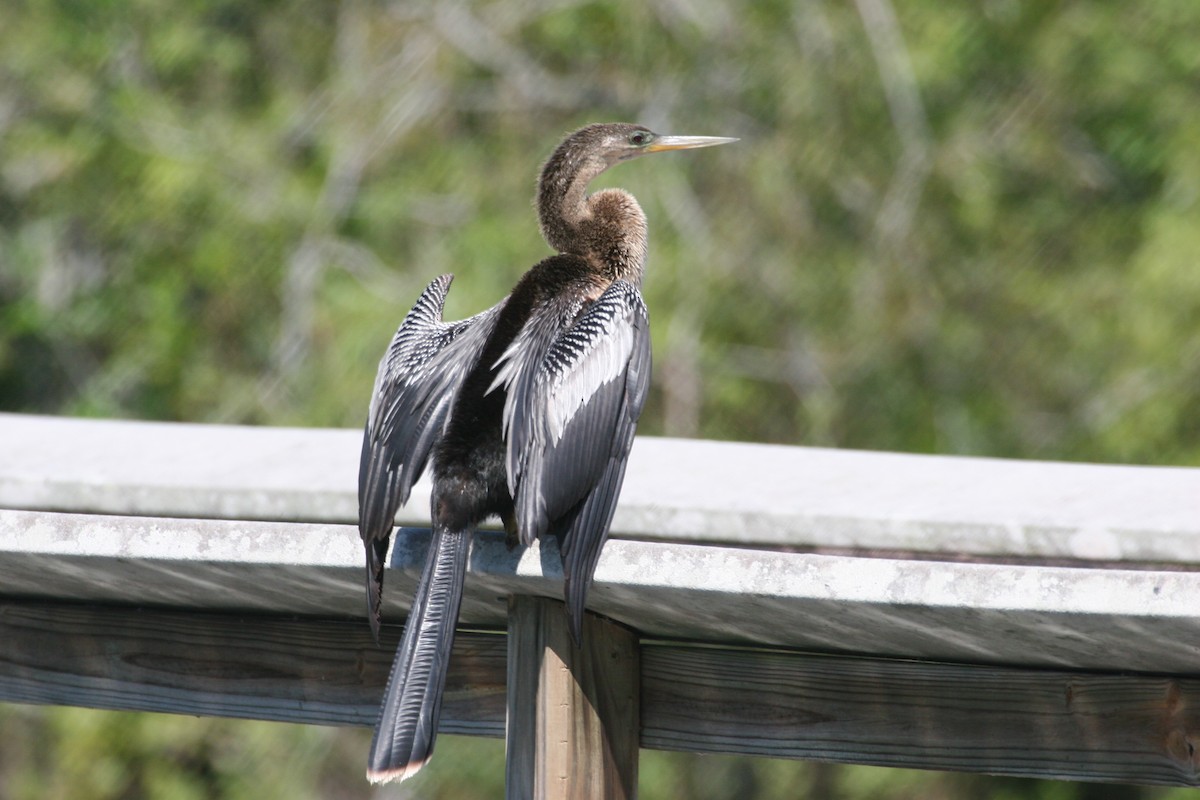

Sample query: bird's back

[431,254,602,532]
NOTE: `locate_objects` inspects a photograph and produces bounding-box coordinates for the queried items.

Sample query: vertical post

[505,595,640,800]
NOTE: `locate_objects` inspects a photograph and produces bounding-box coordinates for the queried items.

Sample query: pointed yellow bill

[644,135,739,152]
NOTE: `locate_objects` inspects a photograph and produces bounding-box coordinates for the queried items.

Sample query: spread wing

[491,279,651,643]
[358,274,503,640]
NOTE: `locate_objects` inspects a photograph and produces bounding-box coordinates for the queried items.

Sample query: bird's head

[537,122,736,264]
[562,122,737,169]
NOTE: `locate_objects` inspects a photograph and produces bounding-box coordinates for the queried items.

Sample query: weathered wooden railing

[1,412,1198,793]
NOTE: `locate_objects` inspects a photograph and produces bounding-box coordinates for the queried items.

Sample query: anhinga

[357,122,734,783]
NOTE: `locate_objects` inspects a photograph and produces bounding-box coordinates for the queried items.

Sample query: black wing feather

[498,279,651,643]
[358,274,502,641]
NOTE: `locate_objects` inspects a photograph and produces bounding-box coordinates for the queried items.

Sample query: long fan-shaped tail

[367,527,471,784]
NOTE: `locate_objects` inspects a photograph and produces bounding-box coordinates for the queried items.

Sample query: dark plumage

[357,122,735,783]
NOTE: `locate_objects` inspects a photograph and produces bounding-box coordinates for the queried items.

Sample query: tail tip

[366,755,431,785]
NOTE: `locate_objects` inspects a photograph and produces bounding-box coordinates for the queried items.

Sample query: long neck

[537,151,648,283]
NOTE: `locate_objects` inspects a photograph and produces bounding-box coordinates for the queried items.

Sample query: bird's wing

[491,279,651,642]
[358,274,503,639]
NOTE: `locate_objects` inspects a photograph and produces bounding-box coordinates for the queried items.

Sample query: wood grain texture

[2,599,1198,785]
[506,596,639,800]
[0,600,506,737]
[641,644,1200,787]
[5,509,1199,674]
[3,414,1198,787]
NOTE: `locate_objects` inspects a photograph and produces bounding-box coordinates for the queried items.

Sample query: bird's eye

[629,131,653,146]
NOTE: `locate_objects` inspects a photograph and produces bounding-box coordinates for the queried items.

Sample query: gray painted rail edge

[2,413,1198,562]
[2,509,1198,674]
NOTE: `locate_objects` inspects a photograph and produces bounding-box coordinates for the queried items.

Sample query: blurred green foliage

[4,707,1199,800]
[1,0,1197,797]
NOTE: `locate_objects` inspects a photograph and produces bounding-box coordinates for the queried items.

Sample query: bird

[357,122,735,783]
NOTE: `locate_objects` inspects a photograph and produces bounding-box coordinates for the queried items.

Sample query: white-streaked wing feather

[542,313,635,442]
[489,293,586,493]
[359,274,504,544]
[498,280,650,547]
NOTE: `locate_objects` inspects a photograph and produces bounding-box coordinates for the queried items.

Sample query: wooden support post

[505,595,640,800]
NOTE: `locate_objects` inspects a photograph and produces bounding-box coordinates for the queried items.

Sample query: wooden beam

[505,596,639,800]
[4,415,1198,788]
[5,510,1199,675]
[2,599,1197,786]
[4,412,1199,564]
[0,599,506,736]
[640,644,1200,787]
